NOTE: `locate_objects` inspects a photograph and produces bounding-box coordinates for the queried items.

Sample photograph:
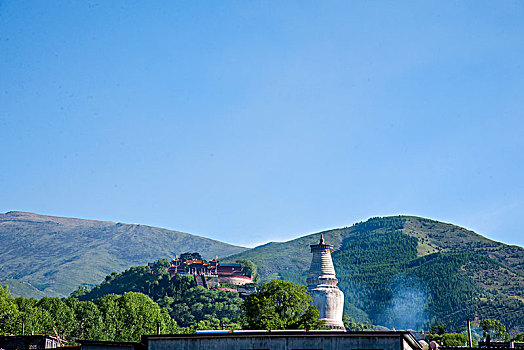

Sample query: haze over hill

[0,211,247,298]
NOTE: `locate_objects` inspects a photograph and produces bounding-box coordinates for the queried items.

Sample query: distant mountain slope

[225,216,523,335]
[0,211,247,298]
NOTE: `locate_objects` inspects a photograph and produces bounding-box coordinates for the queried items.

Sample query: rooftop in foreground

[81,330,423,350]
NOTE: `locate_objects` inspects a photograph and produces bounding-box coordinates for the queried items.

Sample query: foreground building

[307,234,345,330]
[81,331,422,350]
[0,335,64,350]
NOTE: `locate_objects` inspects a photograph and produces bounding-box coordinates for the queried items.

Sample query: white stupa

[307,234,345,330]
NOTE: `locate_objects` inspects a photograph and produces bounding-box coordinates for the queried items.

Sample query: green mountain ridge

[224,216,523,335]
[0,211,247,298]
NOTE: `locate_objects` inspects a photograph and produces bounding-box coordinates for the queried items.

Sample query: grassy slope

[225,216,523,335]
[0,211,247,298]
[1,279,47,299]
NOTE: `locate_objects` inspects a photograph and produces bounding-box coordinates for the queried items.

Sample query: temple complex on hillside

[148,253,253,290]
[307,234,345,330]
[167,253,244,278]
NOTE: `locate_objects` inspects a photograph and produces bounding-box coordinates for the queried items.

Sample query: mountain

[2,212,522,334]
[0,211,247,298]
[224,216,524,335]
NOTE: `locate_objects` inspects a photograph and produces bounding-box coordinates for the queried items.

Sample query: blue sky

[1,1,523,247]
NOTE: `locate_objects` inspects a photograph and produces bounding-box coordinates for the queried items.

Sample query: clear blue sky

[1,1,523,247]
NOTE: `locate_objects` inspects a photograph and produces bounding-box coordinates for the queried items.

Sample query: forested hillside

[225,216,524,335]
[73,259,244,328]
[0,211,246,298]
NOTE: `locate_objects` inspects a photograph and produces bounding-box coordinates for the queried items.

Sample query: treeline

[0,286,177,342]
[425,319,524,346]
[1,278,340,342]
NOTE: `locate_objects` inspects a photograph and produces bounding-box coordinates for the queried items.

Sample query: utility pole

[467,319,473,347]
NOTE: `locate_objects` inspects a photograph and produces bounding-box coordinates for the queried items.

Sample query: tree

[155,259,171,276]
[431,326,446,335]
[441,333,469,346]
[0,285,19,334]
[513,333,524,342]
[95,292,178,341]
[236,259,260,283]
[70,286,89,299]
[116,292,177,341]
[15,297,53,336]
[64,298,104,341]
[342,313,372,331]
[96,294,121,340]
[156,258,171,268]
[243,280,325,330]
[36,297,76,338]
[480,319,510,341]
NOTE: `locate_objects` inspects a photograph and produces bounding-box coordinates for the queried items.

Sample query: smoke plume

[378,273,430,330]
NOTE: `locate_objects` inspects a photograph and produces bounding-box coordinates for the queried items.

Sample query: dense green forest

[332,217,520,333]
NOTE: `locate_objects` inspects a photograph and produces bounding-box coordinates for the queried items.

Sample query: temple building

[307,234,345,330]
[148,254,253,290]
[168,256,219,276]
